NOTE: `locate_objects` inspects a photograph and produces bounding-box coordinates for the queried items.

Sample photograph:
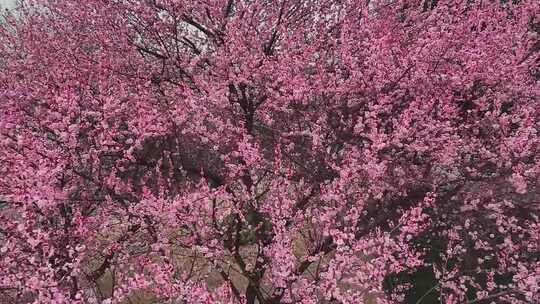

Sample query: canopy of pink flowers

[0,0,538,303]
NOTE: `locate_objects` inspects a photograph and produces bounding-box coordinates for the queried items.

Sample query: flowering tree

[0,0,539,303]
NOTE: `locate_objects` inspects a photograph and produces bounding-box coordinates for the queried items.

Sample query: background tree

[0,0,538,303]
